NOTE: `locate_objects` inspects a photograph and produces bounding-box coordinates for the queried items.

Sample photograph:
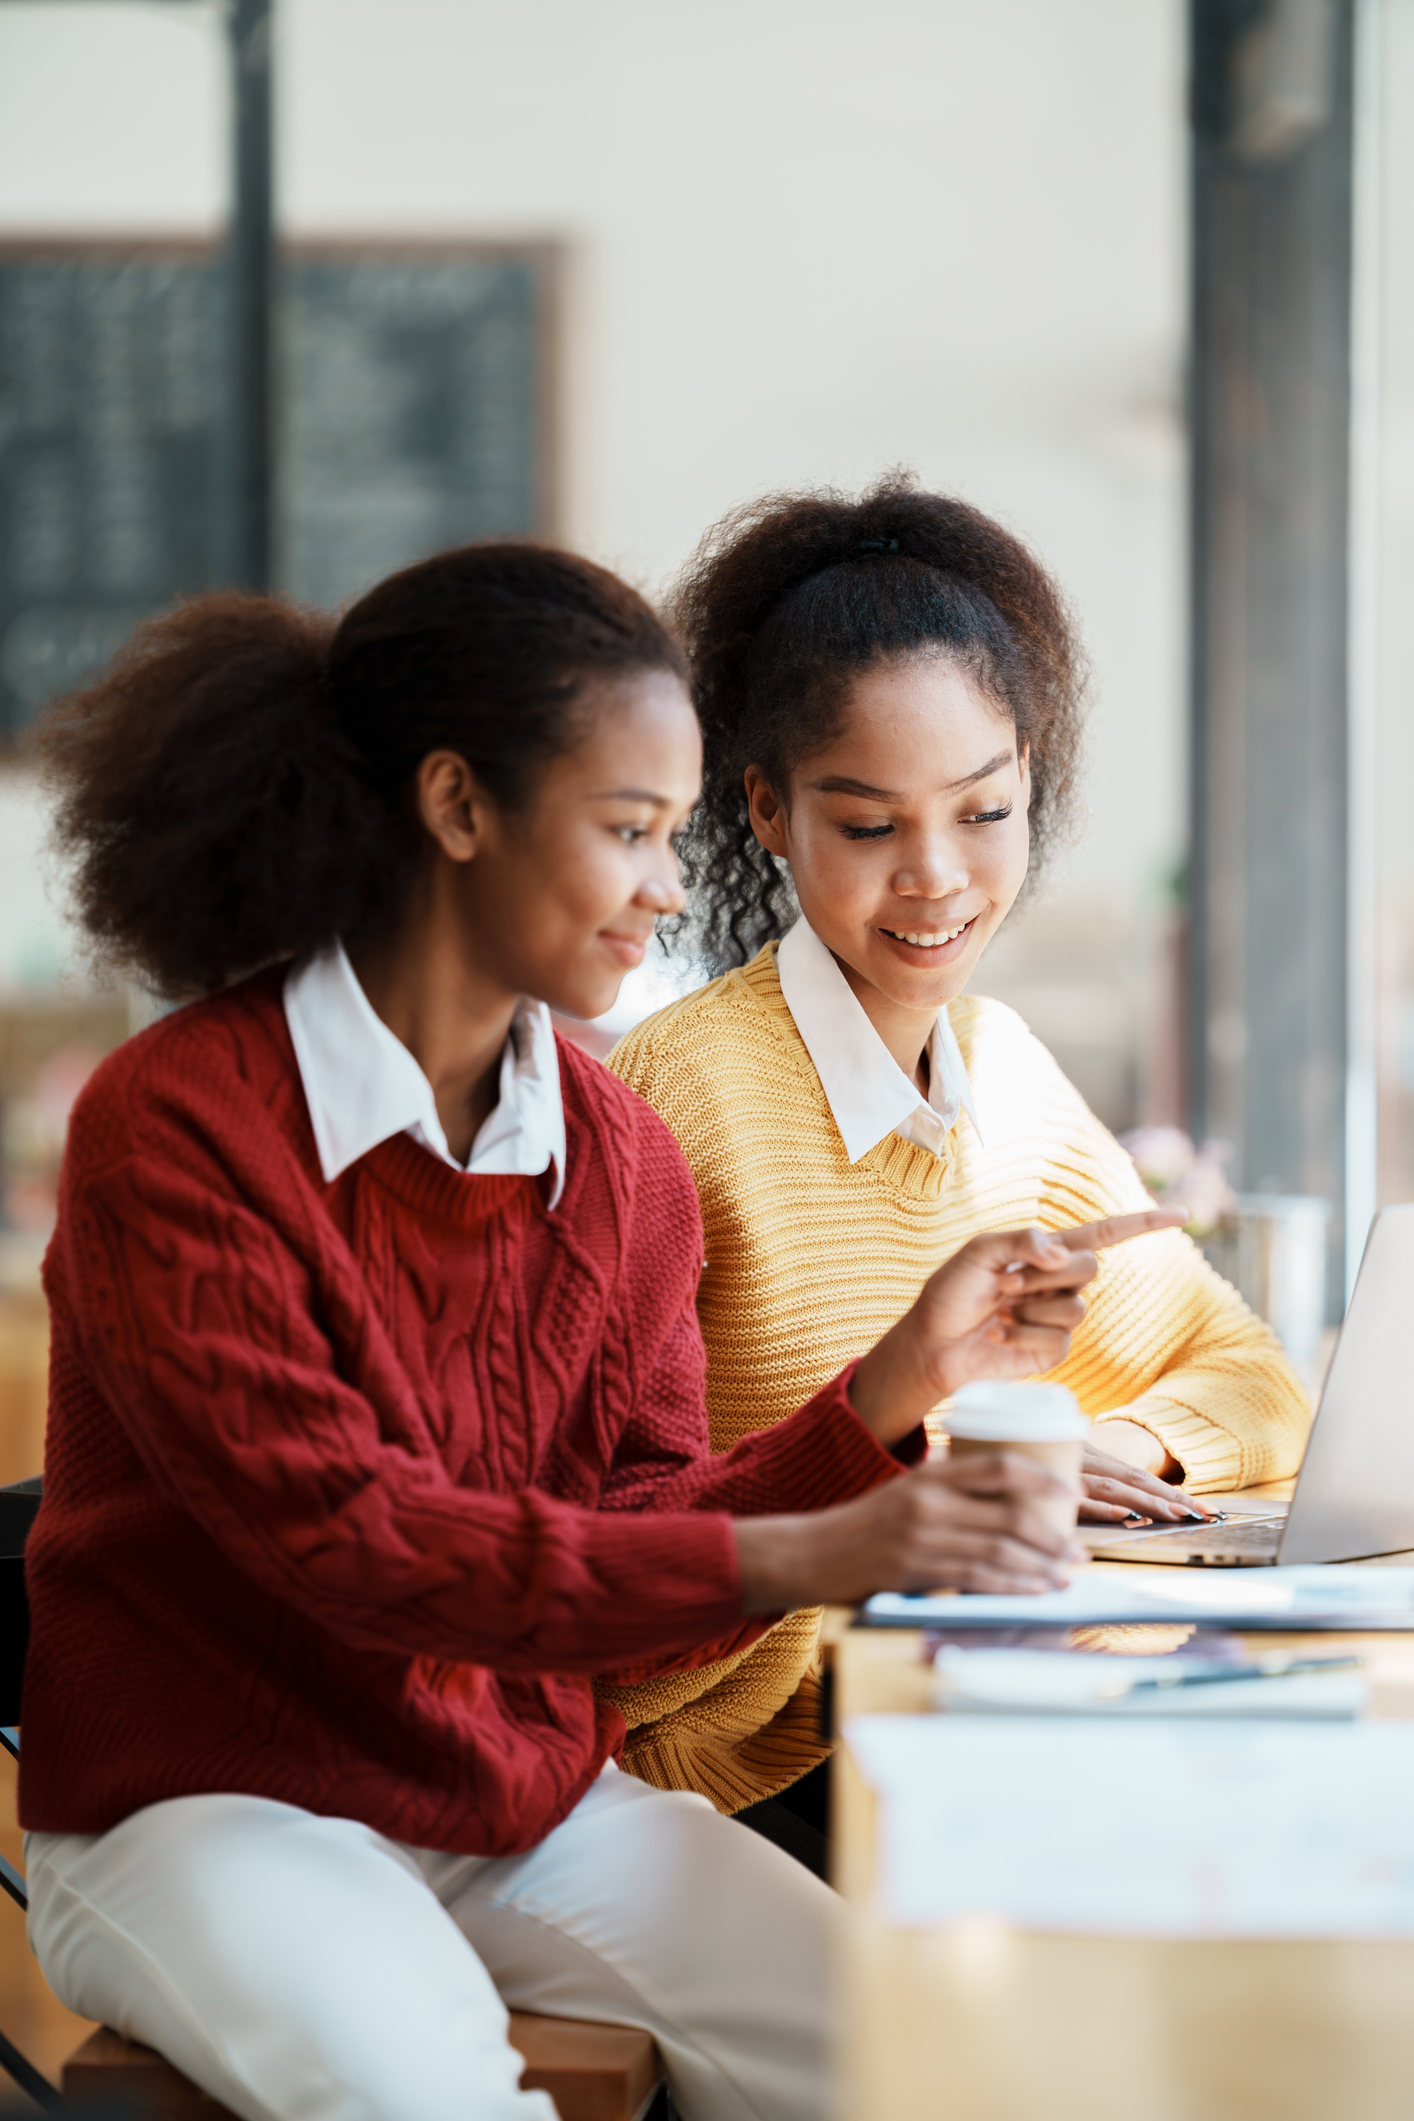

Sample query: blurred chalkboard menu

[0,243,551,743]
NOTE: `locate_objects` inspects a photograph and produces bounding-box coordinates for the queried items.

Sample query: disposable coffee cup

[946,1382,1087,1538]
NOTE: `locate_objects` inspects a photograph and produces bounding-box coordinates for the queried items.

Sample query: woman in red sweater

[21,544,1175,2121]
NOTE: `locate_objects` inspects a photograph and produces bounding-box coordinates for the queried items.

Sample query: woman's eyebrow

[809,774,900,800]
[585,786,672,804]
[810,751,1013,802]
[948,750,1013,792]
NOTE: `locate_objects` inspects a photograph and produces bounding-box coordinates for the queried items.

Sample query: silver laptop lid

[1280,1203,1414,1564]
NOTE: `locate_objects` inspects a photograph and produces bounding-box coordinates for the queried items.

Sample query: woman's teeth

[885,922,971,948]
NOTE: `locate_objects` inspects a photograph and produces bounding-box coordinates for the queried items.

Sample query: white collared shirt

[283,942,567,1208]
[775,918,982,1164]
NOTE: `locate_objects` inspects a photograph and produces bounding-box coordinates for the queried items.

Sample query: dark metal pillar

[1187,0,1355,1310]
[225,0,274,590]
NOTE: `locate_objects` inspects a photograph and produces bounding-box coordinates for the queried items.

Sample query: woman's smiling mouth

[878,917,977,954]
[599,928,652,968]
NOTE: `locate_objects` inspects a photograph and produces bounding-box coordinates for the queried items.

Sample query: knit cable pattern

[20,971,906,1853]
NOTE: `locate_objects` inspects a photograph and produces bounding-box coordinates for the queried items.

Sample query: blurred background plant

[1123,1123,1331,1387]
[1121,1124,1237,1237]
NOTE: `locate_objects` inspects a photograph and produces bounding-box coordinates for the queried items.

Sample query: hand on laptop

[1078,1434,1217,1526]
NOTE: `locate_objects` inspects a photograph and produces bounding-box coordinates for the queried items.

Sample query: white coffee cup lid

[947,1381,1087,1443]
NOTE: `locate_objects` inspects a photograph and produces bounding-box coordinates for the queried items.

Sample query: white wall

[281,0,1188,911]
[0,0,1188,1109]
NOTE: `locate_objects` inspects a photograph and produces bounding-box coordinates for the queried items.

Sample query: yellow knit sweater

[601,945,1311,1812]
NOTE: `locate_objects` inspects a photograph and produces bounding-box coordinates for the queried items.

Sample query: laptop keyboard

[1104,1517,1285,1561]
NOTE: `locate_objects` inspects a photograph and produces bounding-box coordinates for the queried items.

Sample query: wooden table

[826,1505,1414,2121]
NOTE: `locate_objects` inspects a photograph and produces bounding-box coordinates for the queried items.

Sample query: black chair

[0,1477,41,1738]
[0,1475,62,2110]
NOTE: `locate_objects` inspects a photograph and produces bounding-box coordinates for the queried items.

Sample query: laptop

[1085,1202,1414,1568]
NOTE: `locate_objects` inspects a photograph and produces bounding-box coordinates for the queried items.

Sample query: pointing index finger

[1053,1206,1188,1253]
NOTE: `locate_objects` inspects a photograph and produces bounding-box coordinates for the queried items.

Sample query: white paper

[930,1646,1366,1719]
[862,1562,1414,1630]
[846,1713,1414,1935]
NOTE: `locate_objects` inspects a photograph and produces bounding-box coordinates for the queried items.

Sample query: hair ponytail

[42,595,393,998]
[672,471,1087,970]
[41,544,685,999]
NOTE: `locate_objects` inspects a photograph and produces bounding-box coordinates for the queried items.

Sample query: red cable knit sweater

[20,973,907,1854]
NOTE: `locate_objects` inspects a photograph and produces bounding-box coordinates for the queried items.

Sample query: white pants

[25,1763,835,2121]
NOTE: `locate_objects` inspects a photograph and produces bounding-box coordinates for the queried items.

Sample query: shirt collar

[283,942,567,1208]
[774,917,982,1164]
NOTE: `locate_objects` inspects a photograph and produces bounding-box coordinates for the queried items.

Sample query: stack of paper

[846,1714,1414,1934]
[861,1563,1414,1631]
[930,1645,1366,1719]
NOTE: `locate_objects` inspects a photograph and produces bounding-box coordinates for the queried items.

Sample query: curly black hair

[41,543,686,999]
[672,471,1087,970]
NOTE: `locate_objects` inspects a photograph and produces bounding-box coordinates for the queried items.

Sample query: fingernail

[1125,1512,1149,1524]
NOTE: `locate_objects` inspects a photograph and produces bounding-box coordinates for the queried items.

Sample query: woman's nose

[894,839,968,898]
[637,868,687,917]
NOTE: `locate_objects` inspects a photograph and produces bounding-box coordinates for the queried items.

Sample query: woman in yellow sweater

[602,474,1310,1859]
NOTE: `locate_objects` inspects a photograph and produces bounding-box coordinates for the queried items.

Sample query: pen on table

[1113,1655,1363,1697]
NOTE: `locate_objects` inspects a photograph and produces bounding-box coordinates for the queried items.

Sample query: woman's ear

[415,750,486,864]
[744,766,790,858]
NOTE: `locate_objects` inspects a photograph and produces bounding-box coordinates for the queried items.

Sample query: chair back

[0,1478,41,1727]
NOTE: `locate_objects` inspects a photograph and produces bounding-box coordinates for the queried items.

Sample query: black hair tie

[856,538,900,554]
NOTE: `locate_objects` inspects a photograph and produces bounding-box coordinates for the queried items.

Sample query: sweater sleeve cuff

[889,1421,929,1467]
[1093,1400,1244,1493]
[705,1361,911,1517]
[827,1359,927,1469]
[798,1360,925,1487]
